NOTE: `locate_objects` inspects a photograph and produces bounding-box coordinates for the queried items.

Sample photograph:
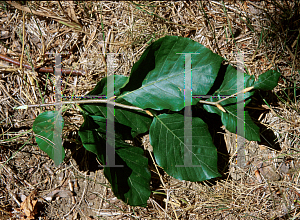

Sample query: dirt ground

[1,1,300,219]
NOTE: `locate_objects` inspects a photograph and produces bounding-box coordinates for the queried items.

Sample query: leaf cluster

[32,36,280,207]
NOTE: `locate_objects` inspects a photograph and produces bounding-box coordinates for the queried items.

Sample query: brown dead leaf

[254,169,263,183]
[20,190,38,220]
[259,162,281,181]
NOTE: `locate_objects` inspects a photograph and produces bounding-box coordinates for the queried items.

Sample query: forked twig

[198,86,254,112]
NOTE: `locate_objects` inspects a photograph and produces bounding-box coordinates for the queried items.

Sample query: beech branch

[14,87,254,116]
[13,99,154,116]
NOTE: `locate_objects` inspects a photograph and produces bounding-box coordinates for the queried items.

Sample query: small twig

[148,150,166,189]
[0,54,85,75]
[198,86,254,113]
[198,99,227,113]
[14,99,147,112]
[216,86,254,104]
[20,12,25,70]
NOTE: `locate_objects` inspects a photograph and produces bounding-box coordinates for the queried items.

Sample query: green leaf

[78,114,151,207]
[203,65,260,141]
[118,35,224,111]
[80,75,153,138]
[204,65,256,106]
[221,110,260,141]
[149,113,221,182]
[88,74,128,97]
[253,70,281,90]
[203,67,280,141]
[33,111,65,165]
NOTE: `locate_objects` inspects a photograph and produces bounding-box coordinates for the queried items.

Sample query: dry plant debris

[0,1,299,219]
[19,190,38,220]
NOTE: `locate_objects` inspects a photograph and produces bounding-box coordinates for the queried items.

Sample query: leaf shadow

[217,89,281,151]
[247,90,281,151]
[206,62,228,96]
[64,135,100,172]
[68,135,134,202]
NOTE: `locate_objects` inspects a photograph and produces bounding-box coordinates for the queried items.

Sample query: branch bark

[14,86,254,116]
[0,54,85,76]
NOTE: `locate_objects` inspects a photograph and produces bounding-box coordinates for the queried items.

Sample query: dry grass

[0,1,300,219]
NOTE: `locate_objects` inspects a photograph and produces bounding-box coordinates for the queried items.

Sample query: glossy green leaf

[88,74,128,97]
[253,70,281,90]
[203,66,280,141]
[203,65,259,141]
[33,111,65,165]
[78,114,151,207]
[149,113,221,182]
[118,35,224,111]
